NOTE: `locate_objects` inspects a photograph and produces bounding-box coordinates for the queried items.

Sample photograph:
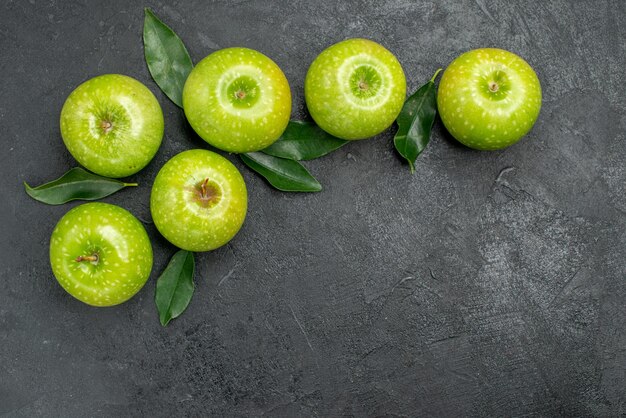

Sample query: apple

[49,202,153,306]
[182,48,291,153]
[437,48,542,150]
[60,74,164,178]
[150,149,247,252]
[304,38,406,140]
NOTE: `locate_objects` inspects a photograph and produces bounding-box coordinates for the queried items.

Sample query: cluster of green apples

[49,39,541,307]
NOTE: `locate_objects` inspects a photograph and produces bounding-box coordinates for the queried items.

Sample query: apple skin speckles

[60,74,164,178]
[150,149,248,252]
[437,48,542,151]
[182,48,291,154]
[49,202,153,307]
[304,38,406,141]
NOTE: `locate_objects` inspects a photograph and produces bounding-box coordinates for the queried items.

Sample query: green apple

[437,48,542,150]
[60,74,164,178]
[49,202,153,306]
[150,149,247,252]
[304,38,406,140]
[182,48,291,153]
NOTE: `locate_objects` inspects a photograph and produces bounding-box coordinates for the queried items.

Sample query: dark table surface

[1,0,625,416]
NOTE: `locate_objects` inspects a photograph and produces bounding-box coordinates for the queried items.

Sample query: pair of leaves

[142,10,346,193]
[24,167,136,205]
[394,69,442,172]
[262,120,348,160]
[240,121,349,192]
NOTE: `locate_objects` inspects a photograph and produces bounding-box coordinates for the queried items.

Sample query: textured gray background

[1,0,625,416]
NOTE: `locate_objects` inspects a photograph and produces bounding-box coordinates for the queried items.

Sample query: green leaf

[143,8,194,108]
[240,152,322,192]
[24,167,137,205]
[155,250,195,326]
[394,69,442,173]
[261,120,348,160]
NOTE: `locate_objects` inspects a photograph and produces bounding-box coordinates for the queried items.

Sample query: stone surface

[1,0,625,416]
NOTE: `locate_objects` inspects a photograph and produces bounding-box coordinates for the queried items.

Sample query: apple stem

[76,254,99,263]
[430,68,443,83]
[123,182,139,187]
[200,178,209,198]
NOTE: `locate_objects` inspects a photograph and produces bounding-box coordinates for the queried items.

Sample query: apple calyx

[100,120,113,135]
[349,65,382,99]
[75,253,99,264]
[484,70,510,100]
[225,75,260,109]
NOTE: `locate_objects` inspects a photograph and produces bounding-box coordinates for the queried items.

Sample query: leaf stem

[430,68,443,83]
[123,182,139,187]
